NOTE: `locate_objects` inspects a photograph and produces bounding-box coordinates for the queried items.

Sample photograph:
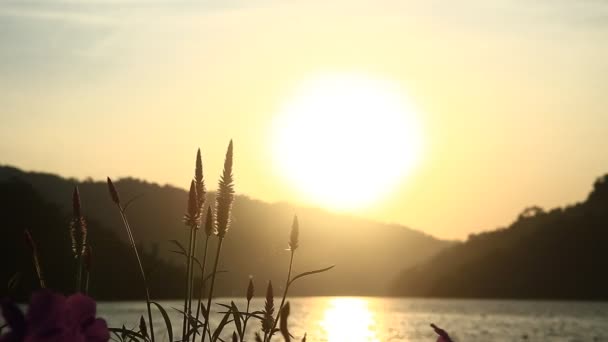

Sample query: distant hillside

[0,178,184,300]
[392,175,608,300]
[0,165,450,297]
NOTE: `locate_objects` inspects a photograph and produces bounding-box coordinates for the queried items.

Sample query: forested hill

[392,175,608,300]
[0,165,449,297]
[0,178,184,300]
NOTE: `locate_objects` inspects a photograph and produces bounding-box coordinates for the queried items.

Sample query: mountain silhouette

[0,177,184,300]
[392,175,608,300]
[0,165,449,298]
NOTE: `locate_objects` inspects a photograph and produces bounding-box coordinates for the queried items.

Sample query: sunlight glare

[272,73,424,210]
[320,298,380,342]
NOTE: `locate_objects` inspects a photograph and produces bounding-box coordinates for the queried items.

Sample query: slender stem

[75,222,86,293]
[188,229,199,334]
[201,238,224,342]
[182,226,196,340]
[239,301,250,342]
[76,254,83,292]
[84,270,90,295]
[266,251,294,342]
[193,235,210,342]
[118,207,155,342]
[32,251,46,288]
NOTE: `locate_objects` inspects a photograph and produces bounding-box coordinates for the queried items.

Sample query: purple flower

[1,290,109,342]
[431,323,454,342]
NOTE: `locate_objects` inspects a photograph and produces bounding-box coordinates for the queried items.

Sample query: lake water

[98,297,608,342]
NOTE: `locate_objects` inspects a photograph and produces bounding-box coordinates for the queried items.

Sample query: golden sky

[1,0,607,239]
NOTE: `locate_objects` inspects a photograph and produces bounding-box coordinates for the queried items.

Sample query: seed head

[70,217,87,258]
[106,177,121,205]
[246,277,254,302]
[70,189,87,258]
[184,180,200,227]
[262,281,274,333]
[195,148,206,210]
[215,140,234,238]
[204,205,215,237]
[265,281,274,315]
[289,215,299,251]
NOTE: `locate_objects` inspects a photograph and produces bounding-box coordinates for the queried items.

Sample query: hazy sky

[1,0,607,239]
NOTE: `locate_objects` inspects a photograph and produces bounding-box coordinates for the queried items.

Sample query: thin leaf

[288,265,335,287]
[150,301,173,342]
[121,325,127,341]
[185,323,204,339]
[109,327,147,341]
[217,310,264,321]
[169,240,187,255]
[110,329,123,342]
[123,193,145,211]
[216,303,231,310]
[230,301,243,337]
[173,308,204,334]
[212,309,233,342]
[170,250,204,272]
[203,270,228,284]
[139,315,148,340]
[200,302,208,319]
[279,302,291,342]
[7,272,20,290]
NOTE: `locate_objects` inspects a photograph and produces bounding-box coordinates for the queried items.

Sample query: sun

[271,73,424,210]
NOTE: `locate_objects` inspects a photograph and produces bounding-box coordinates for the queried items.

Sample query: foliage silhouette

[393,175,608,300]
[0,178,183,300]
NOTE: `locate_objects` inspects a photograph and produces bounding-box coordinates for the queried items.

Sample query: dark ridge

[392,175,608,300]
[0,165,450,298]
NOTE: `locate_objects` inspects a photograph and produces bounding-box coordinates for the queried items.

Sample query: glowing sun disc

[272,73,423,210]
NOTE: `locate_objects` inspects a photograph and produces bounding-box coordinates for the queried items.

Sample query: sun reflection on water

[320,298,380,342]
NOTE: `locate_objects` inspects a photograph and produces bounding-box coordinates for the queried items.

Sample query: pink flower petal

[26,290,67,337]
[84,319,110,342]
[65,294,97,329]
